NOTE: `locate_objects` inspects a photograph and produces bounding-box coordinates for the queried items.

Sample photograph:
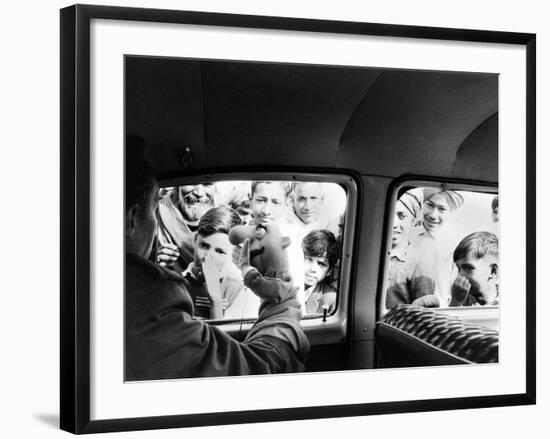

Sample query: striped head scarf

[398,189,423,219]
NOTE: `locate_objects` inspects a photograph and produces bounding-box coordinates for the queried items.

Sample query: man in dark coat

[125,136,309,380]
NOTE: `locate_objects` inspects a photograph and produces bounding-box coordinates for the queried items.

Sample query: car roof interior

[126,56,498,183]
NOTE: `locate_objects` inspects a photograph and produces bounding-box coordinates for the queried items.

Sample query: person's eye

[272,199,281,205]
[397,213,405,220]
[318,261,329,269]
[215,248,227,255]
[199,243,209,250]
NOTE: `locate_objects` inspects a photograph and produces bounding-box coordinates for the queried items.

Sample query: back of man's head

[125,134,156,212]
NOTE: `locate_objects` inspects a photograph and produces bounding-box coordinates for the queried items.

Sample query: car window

[154,179,349,322]
[382,185,499,314]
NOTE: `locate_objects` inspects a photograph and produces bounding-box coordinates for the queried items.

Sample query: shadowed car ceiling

[125,57,498,182]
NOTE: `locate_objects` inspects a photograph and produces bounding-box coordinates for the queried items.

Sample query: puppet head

[229,223,291,281]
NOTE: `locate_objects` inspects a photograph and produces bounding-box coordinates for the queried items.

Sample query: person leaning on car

[124,135,309,380]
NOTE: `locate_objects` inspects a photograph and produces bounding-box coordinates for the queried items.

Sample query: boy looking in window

[302,230,339,315]
[450,231,499,307]
[250,181,306,307]
[250,181,291,225]
[182,205,259,319]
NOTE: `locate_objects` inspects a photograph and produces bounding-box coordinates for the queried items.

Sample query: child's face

[251,183,288,224]
[423,193,451,232]
[304,253,331,287]
[194,232,233,274]
[455,254,498,304]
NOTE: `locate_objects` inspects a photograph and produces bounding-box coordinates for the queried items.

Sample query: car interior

[125,55,499,374]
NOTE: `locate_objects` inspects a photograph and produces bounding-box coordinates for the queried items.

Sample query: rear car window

[382,185,499,313]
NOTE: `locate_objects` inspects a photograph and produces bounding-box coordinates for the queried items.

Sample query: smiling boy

[449,231,499,306]
[250,181,291,225]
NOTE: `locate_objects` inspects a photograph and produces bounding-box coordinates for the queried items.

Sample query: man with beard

[156,183,216,272]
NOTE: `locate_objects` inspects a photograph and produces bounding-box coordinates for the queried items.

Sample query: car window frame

[378,178,499,320]
[157,171,360,346]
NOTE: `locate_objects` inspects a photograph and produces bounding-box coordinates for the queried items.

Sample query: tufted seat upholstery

[375,304,499,367]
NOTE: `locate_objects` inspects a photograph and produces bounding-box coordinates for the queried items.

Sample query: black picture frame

[60,4,536,434]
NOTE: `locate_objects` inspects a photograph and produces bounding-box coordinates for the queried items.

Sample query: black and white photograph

[125,57,500,380]
[52,2,539,435]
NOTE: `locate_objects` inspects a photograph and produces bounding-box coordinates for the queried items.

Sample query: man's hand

[232,238,251,272]
[203,254,225,319]
[450,275,471,306]
[156,243,179,268]
[203,254,223,304]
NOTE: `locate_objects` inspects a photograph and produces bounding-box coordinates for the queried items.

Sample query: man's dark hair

[125,135,157,212]
[302,229,339,271]
[197,206,241,237]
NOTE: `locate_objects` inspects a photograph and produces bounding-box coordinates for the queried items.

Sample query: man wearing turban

[420,188,464,237]
[411,188,465,305]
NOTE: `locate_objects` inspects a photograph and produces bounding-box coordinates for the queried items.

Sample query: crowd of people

[124,136,499,380]
[153,179,345,320]
[385,188,499,310]
[151,178,499,321]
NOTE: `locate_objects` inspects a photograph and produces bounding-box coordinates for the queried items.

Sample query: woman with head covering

[385,189,439,310]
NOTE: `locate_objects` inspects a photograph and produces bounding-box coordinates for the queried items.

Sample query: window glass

[154,179,348,321]
[384,186,499,312]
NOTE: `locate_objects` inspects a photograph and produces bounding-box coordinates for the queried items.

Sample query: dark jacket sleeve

[126,275,309,381]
